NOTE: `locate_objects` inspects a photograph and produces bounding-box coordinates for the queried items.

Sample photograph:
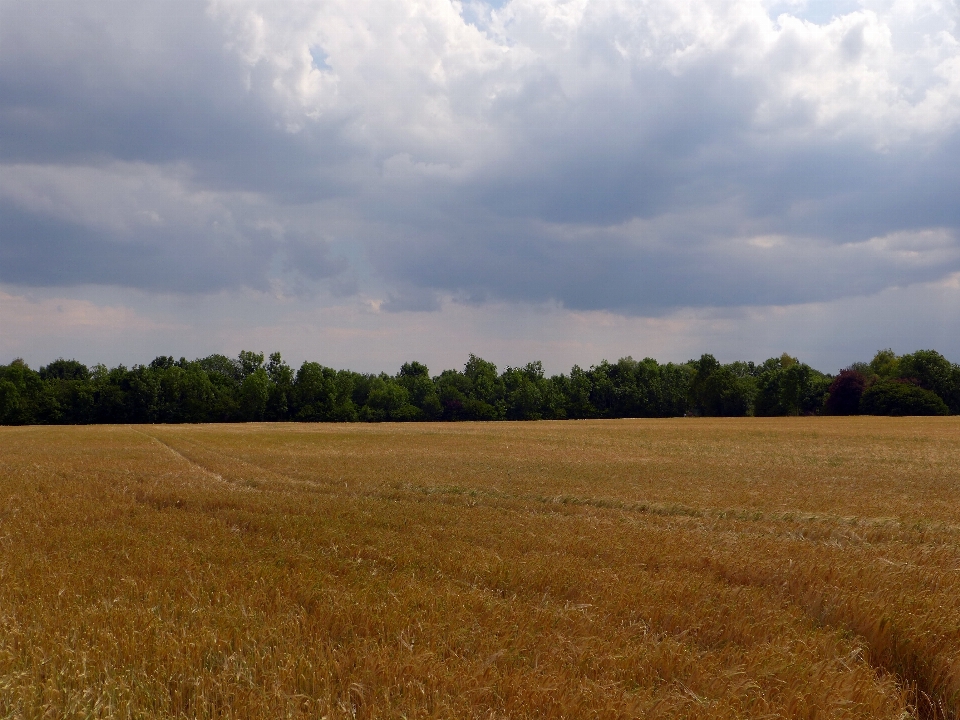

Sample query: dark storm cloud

[0,200,344,292]
[1,0,959,312]
[0,1,355,196]
[0,0,357,293]
[358,1,960,312]
[363,55,960,313]
[370,213,960,314]
[0,3,236,163]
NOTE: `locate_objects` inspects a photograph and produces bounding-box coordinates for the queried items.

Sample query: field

[2,419,960,719]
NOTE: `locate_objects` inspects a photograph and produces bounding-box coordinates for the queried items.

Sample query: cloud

[1,0,959,328]
[0,162,346,292]
[8,271,960,375]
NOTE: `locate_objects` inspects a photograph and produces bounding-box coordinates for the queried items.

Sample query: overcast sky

[2,0,960,374]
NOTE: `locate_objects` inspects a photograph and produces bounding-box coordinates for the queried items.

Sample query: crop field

[2,419,960,718]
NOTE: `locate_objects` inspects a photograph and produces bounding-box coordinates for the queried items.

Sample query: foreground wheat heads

[1,418,959,718]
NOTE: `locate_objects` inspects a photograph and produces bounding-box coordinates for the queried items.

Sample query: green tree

[0,378,21,424]
[293,363,358,422]
[702,366,754,417]
[565,365,595,419]
[609,357,645,417]
[40,358,90,382]
[0,359,46,425]
[90,364,131,423]
[588,361,617,418]
[464,355,503,416]
[689,355,753,416]
[361,376,419,422]
[239,369,270,421]
[688,354,721,415]
[897,350,959,412]
[155,365,187,422]
[39,358,92,423]
[179,364,216,423]
[503,362,549,421]
[754,355,827,416]
[397,361,441,419]
[122,366,160,423]
[860,380,949,416]
[199,354,241,381]
[265,352,293,421]
[653,363,694,417]
[237,350,264,379]
[435,368,471,421]
[869,349,899,378]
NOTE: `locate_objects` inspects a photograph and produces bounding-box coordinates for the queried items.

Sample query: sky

[2,0,960,375]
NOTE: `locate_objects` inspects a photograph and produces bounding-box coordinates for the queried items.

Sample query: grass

[1,417,960,718]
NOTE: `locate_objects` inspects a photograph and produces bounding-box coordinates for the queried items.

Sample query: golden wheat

[1,418,959,718]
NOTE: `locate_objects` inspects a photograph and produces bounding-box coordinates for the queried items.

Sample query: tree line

[1,348,958,426]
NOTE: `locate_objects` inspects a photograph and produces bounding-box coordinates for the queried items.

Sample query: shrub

[897,350,960,413]
[860,380,949,416]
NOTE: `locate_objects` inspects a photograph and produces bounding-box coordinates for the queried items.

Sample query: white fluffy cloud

[208,0,960,153]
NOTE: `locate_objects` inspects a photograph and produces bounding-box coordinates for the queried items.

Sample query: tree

[198,354,241,382]
[40,358,90,382]
[869,349,899,378]
[155,365,187,422]
[653,363,694,417]
[293,363,358,422]
[397,361,441,419]
[179,365,216,423]
[609,357,645,417]
[362,376,419,421]
[237,350,264,379]
[265,352,293,421]
[754,356,827,416]
[688,354,721,415]
[503,362,549,421]
[825,370,867,415]
[689,355,753,416]
[5,348,958,426]
[150,356,175,371]
[90,364,131,423]
[0,359,46,424]
[860,380,949,416]
[435,368,471,421]
[588,361,617,418]
[701,366,754,417]
[565,365,595,419]
[0,378,23,425]
[239,369,270,421]
[39,358,92,423]
[897,350,958,412]
[464,355,503,412]
[123,366,160,423]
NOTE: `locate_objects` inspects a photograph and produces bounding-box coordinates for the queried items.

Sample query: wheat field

[2,418,960,718]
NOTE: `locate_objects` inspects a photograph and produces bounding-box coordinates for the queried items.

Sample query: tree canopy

[2,348,959,425]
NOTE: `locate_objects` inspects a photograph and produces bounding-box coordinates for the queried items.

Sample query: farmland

[2,419,960,718]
